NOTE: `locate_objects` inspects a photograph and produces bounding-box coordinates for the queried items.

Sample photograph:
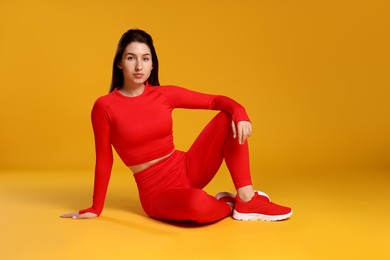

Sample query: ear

[117,62,122,69]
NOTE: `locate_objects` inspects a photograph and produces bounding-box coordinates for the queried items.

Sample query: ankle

[237,185,255,202]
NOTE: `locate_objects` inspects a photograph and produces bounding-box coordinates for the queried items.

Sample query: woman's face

[118,42,153,87]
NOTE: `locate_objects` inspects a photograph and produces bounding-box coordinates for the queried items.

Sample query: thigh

[147,188,231,223]
[186,112,232,188]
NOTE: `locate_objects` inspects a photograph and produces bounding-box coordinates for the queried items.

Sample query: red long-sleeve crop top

[79,83,250,216]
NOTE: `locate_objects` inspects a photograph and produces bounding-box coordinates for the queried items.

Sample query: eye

[143,57,150,61]
[127,56,135,61]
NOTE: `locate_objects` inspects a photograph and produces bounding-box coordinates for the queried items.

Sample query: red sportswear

[80,83,250,216]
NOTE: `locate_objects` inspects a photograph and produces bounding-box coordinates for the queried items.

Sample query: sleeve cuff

[233,108,251,124]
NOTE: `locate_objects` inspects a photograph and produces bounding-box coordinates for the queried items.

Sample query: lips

[133,73,145,79]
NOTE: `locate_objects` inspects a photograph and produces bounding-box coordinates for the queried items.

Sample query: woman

[61,29,292,223]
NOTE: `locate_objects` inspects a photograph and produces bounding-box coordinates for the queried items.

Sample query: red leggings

[133,112,252,223]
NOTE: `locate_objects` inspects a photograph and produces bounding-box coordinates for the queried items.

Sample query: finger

[238,124,243,144]
[239,122,252,144]
[248,123,252,137]
[242,129,249,143]
[231,120,237,138]
[244,125,251,142]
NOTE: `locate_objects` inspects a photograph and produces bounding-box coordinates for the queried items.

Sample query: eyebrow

[125,52,151,56]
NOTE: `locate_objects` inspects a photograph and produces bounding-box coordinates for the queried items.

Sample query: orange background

[0,0,389,173]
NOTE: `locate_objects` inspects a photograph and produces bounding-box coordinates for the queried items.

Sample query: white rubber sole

[233,209,293,221]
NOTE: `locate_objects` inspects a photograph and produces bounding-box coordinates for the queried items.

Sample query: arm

[161,85,252,144]
[61,98,113,219]
[79,98,114,216]
[160,86,251,124]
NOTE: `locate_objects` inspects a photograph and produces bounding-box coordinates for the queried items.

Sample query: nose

[135,59,142,71]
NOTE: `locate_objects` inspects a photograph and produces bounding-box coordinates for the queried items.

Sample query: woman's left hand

[232,120,252,145]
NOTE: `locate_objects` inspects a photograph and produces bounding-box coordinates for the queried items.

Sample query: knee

[214,111,232,129]
[215,111,231,121]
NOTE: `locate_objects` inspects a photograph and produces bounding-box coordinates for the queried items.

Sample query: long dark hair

[109,29,160,92]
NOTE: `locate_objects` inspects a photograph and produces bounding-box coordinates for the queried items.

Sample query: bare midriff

[129,150,175,174]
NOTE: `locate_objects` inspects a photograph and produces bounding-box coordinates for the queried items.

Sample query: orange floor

[1,167,389,259]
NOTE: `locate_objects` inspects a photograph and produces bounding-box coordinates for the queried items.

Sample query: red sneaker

[254,190,271,202]
[215,191,270,209]
[233,192,292,221]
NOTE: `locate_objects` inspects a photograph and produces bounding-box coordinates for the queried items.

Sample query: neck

[120,82,145,97]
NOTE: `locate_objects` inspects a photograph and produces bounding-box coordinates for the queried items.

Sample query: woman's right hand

[231,120,252,145]
[60,212,97,219]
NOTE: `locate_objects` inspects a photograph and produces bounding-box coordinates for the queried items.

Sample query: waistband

[133,150,183,175]
[133,150,186,191]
